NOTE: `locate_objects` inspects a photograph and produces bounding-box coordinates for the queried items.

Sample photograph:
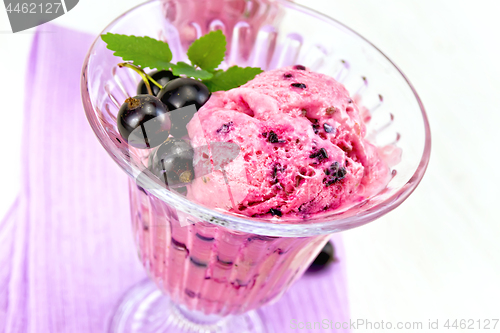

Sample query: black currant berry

[137,70,179,96]
[148,138,194,187]
[307,241,335,272]
[157,78,211,138]
[117,95,171,149]
[158,78,210,110]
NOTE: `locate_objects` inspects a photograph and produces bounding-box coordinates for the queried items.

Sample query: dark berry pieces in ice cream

[307,241,335,272]
[337,167,347,179]
[294,65,306,70]
[148,138,194,187]
[323,162,347,186]
[137,70,179,96]
[268,131,278,143]
[323,123,334,133]
[158,78,210,111]
[309,148,328,162]
[117,95,171,149]
[312,124,320,134]
[269,208,282,217]
[324,163,336,176]
[217,122,234,134]
[291,83,307,89]
[272,164,280,180]
[325,106,337,115]
[267,131,286,143]
[283,73,293,79]
[272,163,284,184]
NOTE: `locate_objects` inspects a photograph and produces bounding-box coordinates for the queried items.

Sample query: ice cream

[130,66,391,317]
[186,65,390,217]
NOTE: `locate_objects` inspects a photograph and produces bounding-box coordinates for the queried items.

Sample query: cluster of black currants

[117,70,210,188]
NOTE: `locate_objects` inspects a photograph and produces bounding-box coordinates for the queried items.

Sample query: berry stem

[144,73,163,89]
[118,62,163,95]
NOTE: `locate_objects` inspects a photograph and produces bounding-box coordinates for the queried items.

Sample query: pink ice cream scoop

[186,66,390,218]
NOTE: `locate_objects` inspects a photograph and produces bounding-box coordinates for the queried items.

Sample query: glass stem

[170,303,225,329]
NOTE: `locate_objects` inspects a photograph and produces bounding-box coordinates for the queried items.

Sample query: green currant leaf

[170,62,214,80]
[101,33,173,70]
[203,66,263,92]
[187,30,226,72]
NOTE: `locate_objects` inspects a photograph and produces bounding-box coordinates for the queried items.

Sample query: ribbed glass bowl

[81,0,430,332]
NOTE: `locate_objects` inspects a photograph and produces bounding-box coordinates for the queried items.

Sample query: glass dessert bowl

[81,0,431,332]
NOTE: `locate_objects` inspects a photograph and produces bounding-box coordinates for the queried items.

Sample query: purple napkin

[0,24,350,333]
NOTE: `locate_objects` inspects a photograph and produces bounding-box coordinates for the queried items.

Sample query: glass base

[109,279,270,333]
